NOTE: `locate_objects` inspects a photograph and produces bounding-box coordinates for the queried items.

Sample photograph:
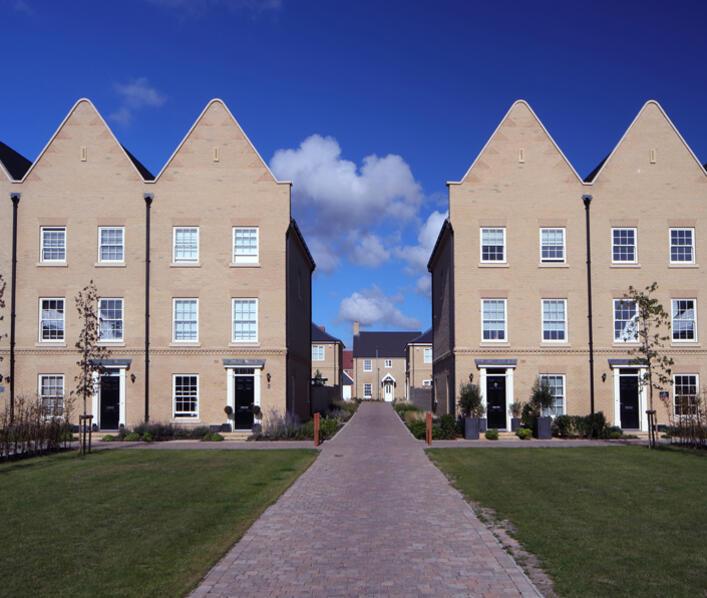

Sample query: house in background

[405,329,433,409]
[0,98,315,433]
[342,349,354,400]
[352,321,420,401]
[428,99,707,431]
[311,323,344,394]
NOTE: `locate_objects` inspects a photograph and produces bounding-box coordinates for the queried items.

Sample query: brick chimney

[353,320,360,336]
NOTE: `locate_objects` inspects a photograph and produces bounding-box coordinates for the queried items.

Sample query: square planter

[535,416,552,439]
[480,418,488,433]
[511,417,521,432]
[464,417,482,440]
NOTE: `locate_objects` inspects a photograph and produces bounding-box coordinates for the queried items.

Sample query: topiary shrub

[458,382,484,418]
[485,428,499,440]
[516,427,532,440]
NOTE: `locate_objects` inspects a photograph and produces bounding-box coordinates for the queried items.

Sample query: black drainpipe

[9,193,20,423]
[143,193,153,423]
[583,194,595,417]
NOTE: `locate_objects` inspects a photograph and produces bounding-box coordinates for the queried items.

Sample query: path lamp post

[583,194,596,419]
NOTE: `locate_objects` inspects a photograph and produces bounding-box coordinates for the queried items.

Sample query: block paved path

[191,402,541,597]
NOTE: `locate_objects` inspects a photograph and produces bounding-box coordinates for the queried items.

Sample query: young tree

[74,281,110,424]
[623,283,673,446]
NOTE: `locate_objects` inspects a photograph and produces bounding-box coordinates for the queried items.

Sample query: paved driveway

[192,402,540,597]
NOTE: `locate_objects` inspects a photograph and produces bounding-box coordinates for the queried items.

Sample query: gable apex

[152,98,290,185]
[448,99,585,186]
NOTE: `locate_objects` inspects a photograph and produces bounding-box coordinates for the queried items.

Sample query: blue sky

[2,0,707,346]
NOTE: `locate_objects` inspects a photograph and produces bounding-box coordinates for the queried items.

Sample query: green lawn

[0,448,316,597]
[429,446,707,597]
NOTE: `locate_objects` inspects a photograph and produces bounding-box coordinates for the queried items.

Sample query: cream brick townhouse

[311,323,344,394]
[0,98,315,432]
[429,100,707,431]
[405,329,433,408]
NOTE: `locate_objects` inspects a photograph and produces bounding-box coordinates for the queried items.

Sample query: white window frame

[97,226,125,264]
[363,359,372,372]
[481,298,508,342]
[613,299,639,343]
[363,382,373,398]
[541,299,568,343]
[673,373,699,417]
[172,298,199,343]
[539,227,566,263]
[40,226,66,263]
[480,227,506,264]
[232,298,258,343]
[312,344,325,361]
[669,228,695,265]
[173,374,199,419]
[38,297,65,343]
[423,347,432,363]
[611,227,638,264]
[384,359,393,368]
[671,298,697,343]
[539,374,566,417]
[38,374,65,417]
[172,227,200,264]
[422,379,433,388]
[98,298,124,343]
[233,227,259,265]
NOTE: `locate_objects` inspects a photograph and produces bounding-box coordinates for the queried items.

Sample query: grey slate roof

[408,328,432,345]
[353,330,421,358]
[312,323,343,344]
[0,141,32,180]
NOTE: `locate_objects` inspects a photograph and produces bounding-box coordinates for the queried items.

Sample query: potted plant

[528,379,554,439]
[458,382,485,439]
[222,405,233,432]
[510,401,523,432]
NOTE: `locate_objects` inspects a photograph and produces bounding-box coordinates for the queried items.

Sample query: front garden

[0,448,316,597]
[429,446,707,596]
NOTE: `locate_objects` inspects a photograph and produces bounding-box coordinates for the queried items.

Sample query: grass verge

[0,448,316,597]
[428,446,707,597]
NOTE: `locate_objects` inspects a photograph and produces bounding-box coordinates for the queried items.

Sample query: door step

[220,432,252,441]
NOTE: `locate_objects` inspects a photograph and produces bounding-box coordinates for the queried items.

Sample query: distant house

[351,321,421,402]
[405,329,433,409]
[342,349,354,400]
[311,323,344,395]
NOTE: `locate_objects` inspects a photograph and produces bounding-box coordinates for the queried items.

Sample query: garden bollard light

[314,412,320,447]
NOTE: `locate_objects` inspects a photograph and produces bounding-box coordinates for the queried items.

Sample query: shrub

[123,432,141,441]
[201,432,224,442]
[458,382,484,418]
[437,414,457,439]
[101,434,117,442]
[141,432,153,443]
[551,412,612,439]
[606,426,623,439]
[552,415,577,438]
[528,379,555,416]
[408,419,427,439]
[516,428,532,440]
[485,428,499,440]
[510,401,524,418]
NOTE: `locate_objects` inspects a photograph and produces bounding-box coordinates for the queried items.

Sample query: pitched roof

[0,141,32,180]
[121,145,155,181]
[342,349,353,371]
[312,323,342,344]
[353,331,422,358]
[342,371,354,386]
[408,329,432,345]
[583,154,609,183]
[427,218,453,272]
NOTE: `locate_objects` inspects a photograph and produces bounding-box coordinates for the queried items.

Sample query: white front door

[384,382,394,402]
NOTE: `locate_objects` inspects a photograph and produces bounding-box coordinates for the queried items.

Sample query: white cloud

[396,210,447,272]
[338,286,420,329]
[415,275,431,296]
[350,234,390,268]
[109,78,166,125]
[270,134,423,272]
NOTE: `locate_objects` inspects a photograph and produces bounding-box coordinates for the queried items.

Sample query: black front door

[619,373,640,429]
[100,375,120,430]
[486,374,506,429]
[234,376,255,430]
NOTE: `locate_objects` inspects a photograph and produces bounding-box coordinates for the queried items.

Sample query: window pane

[99,228,124,262]
[233,299,257,342]
[234,227,259,262]
[423,347,432,363]
[363,383,372,397]
[481,228,505,262]
[542,300,566,341]
[174,299,198,341]
[174,375,198,417]
[363,359,372,372]
[672,299,696,341]
[540,228,565,262]
[99,299,123,341]
[174,228,198,262]
[612,228,636,262]
[670,229,694,263]
[41,299,65,341]
[42,228,66,261]
[312,345,325,360]
[614,300,638,341]
[40,375,64,416]
[539,375,565,416]
[482,299,506,340]
[674,375,698,416]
